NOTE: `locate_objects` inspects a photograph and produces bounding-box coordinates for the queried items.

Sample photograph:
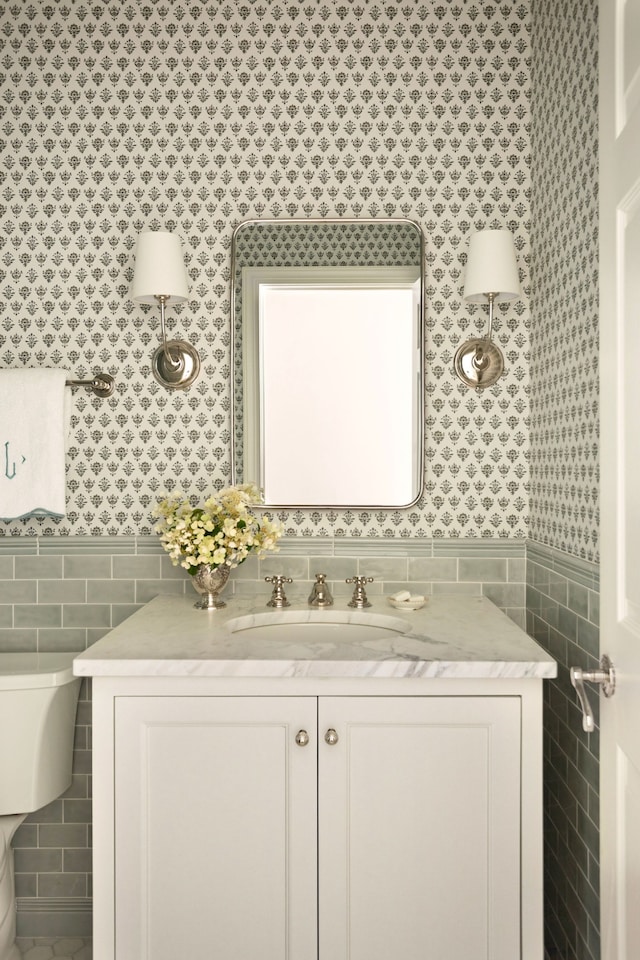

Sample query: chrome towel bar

[65,373,115,398]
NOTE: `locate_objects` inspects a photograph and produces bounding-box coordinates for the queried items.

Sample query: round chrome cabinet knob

[324,728,339,746]
[295,730,310,747]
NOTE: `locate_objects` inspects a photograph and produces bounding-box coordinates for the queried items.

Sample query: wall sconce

[453,229,521,389]
[131,230,201,391]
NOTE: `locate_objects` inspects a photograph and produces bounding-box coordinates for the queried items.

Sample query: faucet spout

[308,574,334,607]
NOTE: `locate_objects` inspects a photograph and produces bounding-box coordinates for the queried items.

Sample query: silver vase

[192,563,231,610]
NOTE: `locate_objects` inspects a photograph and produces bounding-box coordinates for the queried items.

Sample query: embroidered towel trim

[0,368,71,521]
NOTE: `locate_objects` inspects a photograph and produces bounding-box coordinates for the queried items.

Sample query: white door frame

[599,1,640,957]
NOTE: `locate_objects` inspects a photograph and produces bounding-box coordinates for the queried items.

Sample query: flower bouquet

[153,483,282,608]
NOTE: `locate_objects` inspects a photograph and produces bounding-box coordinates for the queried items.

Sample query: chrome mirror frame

[229,217,425,511]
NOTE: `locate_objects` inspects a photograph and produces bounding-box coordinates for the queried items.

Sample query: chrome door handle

[324,728,339,746]
[570,654,615,732]
[295,729,310,747]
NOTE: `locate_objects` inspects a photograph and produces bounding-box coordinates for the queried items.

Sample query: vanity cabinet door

[113,696,318,960]
[317,696,522,960]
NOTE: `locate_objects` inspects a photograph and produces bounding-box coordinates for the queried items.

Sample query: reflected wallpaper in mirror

[230,219,424,509]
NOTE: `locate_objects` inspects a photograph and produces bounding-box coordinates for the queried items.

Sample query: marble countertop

[73,594,557,680]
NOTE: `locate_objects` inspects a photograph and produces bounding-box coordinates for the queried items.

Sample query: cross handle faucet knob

[265,575,293,608]
[346,576,374,609]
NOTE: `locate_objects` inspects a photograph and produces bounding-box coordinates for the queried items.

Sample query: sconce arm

[484,291,496,342]
[155,295,181,370]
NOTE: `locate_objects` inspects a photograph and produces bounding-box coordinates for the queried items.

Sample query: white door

[113,696,318,960]
[317,696,521,960]
[599,1,640,957]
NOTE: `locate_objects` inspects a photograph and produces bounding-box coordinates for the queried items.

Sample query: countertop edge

[73,594,558,681]
[74,658,557,680]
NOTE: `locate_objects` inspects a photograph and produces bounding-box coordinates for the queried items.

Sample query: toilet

[0,654,81,960]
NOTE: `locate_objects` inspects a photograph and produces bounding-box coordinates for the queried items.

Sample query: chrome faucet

[346,576,374,609]
[265,575,292,608]
[308,573,333,607]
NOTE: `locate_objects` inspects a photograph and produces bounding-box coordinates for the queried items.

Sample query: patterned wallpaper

[0,1,531,540]
[529,0,599,562]
[529,5,600,958]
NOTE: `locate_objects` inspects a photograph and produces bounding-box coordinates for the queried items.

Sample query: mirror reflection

[231,219,424,509]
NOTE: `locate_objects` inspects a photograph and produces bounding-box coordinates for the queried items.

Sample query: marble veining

[74,594,557,680]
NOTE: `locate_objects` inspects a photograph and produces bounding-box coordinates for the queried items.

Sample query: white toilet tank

[0,653,81,815]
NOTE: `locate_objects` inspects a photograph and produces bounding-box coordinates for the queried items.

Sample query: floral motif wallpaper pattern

[0,1,532,540]
[529,0,599,562]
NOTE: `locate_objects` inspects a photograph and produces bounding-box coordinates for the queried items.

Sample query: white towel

[0,369,72,520]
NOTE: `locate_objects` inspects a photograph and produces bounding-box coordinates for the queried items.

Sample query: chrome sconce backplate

[453,337,504,389]
[151,339,201,391]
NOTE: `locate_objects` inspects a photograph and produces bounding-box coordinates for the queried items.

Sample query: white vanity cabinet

[78,595,554,960]
[97,684,529,960]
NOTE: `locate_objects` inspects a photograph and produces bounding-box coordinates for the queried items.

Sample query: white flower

[153,484,283,576]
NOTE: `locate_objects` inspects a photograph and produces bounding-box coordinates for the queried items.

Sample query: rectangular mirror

[231,219,424,509]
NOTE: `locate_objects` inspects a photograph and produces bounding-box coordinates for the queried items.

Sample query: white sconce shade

[463,229,521,303]
[132,230,189,304]
[131,230,200,390]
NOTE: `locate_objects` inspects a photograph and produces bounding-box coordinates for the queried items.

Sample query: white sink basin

[225,610,411,643]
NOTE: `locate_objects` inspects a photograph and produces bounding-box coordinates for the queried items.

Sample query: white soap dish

[387,596,427,612]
